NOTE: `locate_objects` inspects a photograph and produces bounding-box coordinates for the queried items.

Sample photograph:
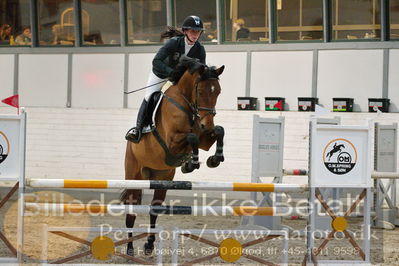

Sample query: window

[127,0,167,44]
[38,0,74,46]
[1,0,397,48]
[277,0,323,41]
[0,0,31,46]
[81,0,120,45]
[332,0,381,40]
[391,0,399,39]
[174,0,217,43]
[225,0,269,42]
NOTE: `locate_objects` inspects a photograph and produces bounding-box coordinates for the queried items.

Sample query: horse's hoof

[127,243,134,256]
[144,242,154,255]
[181,165,190,173]
[181,163,194,173]
[207,156,220,168]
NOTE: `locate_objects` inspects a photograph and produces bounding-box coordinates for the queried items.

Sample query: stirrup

[125,127,141,143]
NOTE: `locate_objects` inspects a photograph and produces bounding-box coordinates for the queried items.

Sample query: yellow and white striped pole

[27,179,308,192]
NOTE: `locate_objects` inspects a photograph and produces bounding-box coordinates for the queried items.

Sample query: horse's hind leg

[142,169,175,255]
[123,142,142,256]
[144,189,168,255]
[206,125,225,167]
[123,189,142,256]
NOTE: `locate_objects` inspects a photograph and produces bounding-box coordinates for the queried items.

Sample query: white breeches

[144,72,168,101]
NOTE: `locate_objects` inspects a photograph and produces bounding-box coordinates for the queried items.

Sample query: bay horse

[122,57,225,257]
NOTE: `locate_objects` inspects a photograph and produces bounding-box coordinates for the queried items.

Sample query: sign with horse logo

[309,120,372,188]
[323,138,357,175]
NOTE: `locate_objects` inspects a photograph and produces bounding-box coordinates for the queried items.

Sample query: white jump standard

[0,111,26,263]
[306,118,373,265]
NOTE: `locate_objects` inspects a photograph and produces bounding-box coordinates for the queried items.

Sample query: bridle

[184,77,218,122]
[163,77,219,127]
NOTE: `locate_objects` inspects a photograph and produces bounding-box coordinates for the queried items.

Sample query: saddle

[142,91,163,133]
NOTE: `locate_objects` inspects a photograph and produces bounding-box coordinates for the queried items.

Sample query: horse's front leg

[206,125,225,168]
[181,133,200,173]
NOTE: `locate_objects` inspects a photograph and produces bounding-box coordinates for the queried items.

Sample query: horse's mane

[169,56,219,85]
[169,56,202,84]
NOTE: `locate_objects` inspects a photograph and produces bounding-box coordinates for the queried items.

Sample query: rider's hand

[168,68,180,83]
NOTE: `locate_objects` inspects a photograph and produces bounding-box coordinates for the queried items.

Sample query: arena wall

[1,48,398,112]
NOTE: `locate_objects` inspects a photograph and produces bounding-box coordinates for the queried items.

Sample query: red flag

[274,100,283,110]
[1,94,19,108]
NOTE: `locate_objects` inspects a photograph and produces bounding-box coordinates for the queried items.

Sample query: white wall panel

[127,53,155,109]
[250,51,313,111]
[72,54,124,108]
[388,49,399,112]
[19,54,68,107]
[317,50,383,112]
[0,55,14,105]
[207,52,247,110]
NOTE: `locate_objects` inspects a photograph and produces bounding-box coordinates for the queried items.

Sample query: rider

[125,15,206,143]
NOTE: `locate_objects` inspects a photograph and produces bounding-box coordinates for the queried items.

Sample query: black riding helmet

[182,15,204,31]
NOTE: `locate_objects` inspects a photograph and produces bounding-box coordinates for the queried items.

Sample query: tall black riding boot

[125,100,149,143]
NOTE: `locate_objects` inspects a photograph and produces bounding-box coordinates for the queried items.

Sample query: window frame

[0,0,397,48]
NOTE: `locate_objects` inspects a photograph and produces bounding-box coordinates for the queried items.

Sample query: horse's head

[171,56,224,131]
[193,65,224,131]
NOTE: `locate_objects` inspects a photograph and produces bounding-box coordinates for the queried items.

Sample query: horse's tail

[161,26,184,41]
